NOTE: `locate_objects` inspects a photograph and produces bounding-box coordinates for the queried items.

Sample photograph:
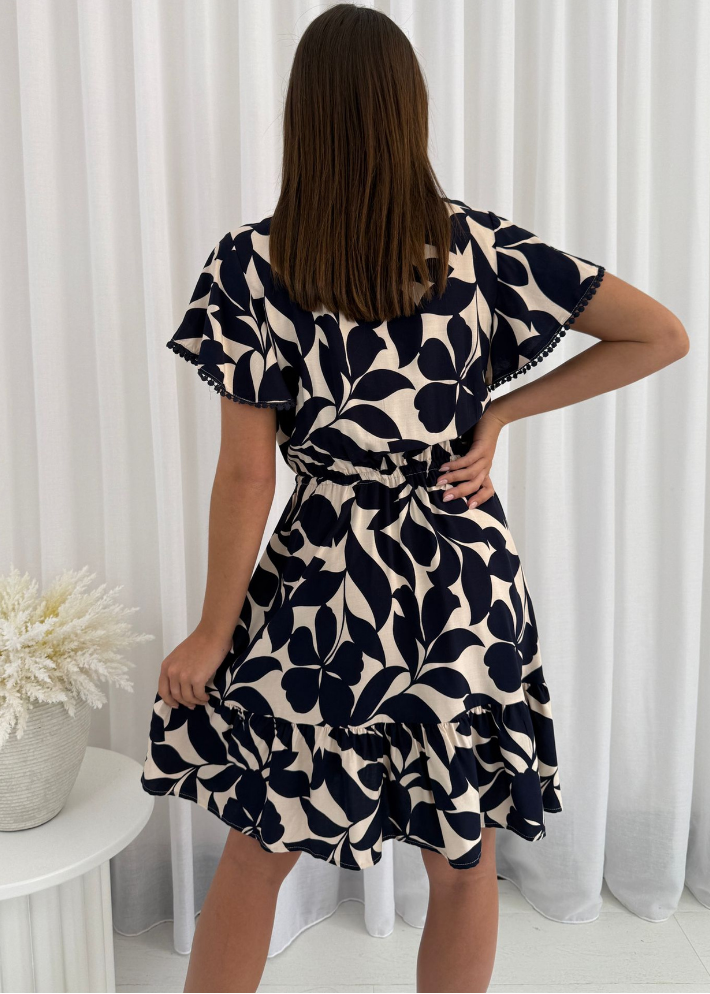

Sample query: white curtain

[2,0,708,960]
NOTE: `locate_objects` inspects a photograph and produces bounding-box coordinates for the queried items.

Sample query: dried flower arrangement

[0,565,153,748]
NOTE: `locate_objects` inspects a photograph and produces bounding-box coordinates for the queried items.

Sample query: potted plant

[0,565,153,831]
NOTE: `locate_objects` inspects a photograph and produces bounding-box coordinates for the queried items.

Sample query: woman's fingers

[179,678,201,709]
[180,675,212,708]
[441,469,489,502]
[169,674,183,707]
[436,459,488,487]
[158,672,179,709]
[437,448,482,476]
[160,665,212,709]
[437,445,491,486]
[440,470,496,506]
[192,683,211,704]
[158,639,218,710]
[467,479,496,509]
[438,451,475,473]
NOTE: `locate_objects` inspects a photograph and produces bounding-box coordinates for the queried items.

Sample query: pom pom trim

[166,339,297,410]
[489,266,606,391]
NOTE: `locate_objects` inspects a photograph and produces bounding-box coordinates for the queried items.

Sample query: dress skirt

[141,434,562,871]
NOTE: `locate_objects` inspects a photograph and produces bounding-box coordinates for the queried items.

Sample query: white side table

[0,747,153,993]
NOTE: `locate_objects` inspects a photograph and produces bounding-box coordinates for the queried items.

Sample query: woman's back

[167,198,603,465]
[145,194,606,868]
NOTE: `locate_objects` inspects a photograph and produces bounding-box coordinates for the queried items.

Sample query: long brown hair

[269,3,461,324]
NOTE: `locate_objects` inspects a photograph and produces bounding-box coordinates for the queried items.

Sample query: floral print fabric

[141,199,606,869]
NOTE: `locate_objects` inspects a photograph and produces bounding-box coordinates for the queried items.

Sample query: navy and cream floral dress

[141,198,605,870]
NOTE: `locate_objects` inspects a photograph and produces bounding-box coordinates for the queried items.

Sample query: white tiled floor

[114,881,710,993]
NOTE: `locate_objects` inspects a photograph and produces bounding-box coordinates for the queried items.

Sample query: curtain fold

[1,0,707,957]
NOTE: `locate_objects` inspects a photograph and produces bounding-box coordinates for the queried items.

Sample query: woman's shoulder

[218,201,501,294]
[445,198,500,234]
[209,221,272,295]
[234,201,498,236]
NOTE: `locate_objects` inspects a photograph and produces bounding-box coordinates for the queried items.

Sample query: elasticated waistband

[291,446,457,490]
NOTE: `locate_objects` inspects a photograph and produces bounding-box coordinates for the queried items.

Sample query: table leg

[59,877,90,990]
[29,887,64,992]
[169,795,196,955]
[0,861,116,993]
[100,863,116,993]
[0,894,34,992]
[83,863,115,993]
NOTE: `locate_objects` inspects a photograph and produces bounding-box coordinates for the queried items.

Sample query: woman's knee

[220,828,301,886]
[421,828,497,890]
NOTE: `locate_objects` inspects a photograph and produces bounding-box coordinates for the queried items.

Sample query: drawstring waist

[295,462,447,489]
[289,438,471,491]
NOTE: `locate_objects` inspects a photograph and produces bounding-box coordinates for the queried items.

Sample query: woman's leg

[183,828,301,993]
[416,827,499,993]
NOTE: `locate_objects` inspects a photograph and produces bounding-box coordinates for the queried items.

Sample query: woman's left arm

[198,399,280,642]
[158,398,279,709]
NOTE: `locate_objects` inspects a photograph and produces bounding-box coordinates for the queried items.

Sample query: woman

[141,5,689,992]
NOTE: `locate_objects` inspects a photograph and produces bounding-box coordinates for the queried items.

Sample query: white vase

[0,699,92,831]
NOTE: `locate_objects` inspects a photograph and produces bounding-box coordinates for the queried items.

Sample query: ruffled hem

[141,686,562,872]
[489,265,606,391]
[139,779,558,870]
[166,339,297,410]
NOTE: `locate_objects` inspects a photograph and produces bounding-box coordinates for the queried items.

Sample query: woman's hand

[158,624,233,709]
[436,405,507,508]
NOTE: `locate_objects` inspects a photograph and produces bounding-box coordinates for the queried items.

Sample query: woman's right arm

[435,272,689,503]
[486,270,689,427]
[158,398,279,710]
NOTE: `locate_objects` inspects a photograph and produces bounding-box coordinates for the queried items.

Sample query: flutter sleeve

[166,229,296,409]
[486,210,606,390]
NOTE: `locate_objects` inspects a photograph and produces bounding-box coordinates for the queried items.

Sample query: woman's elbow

[651,316,690,366]
[666,318,690,361]
[215,463,276,495]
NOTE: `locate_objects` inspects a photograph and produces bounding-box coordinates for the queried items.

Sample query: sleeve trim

[489,265,606,391]
[166,339,297,410]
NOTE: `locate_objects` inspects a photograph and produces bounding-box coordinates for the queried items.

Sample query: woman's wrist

[195,617,235,648]
[484,397,511,429]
